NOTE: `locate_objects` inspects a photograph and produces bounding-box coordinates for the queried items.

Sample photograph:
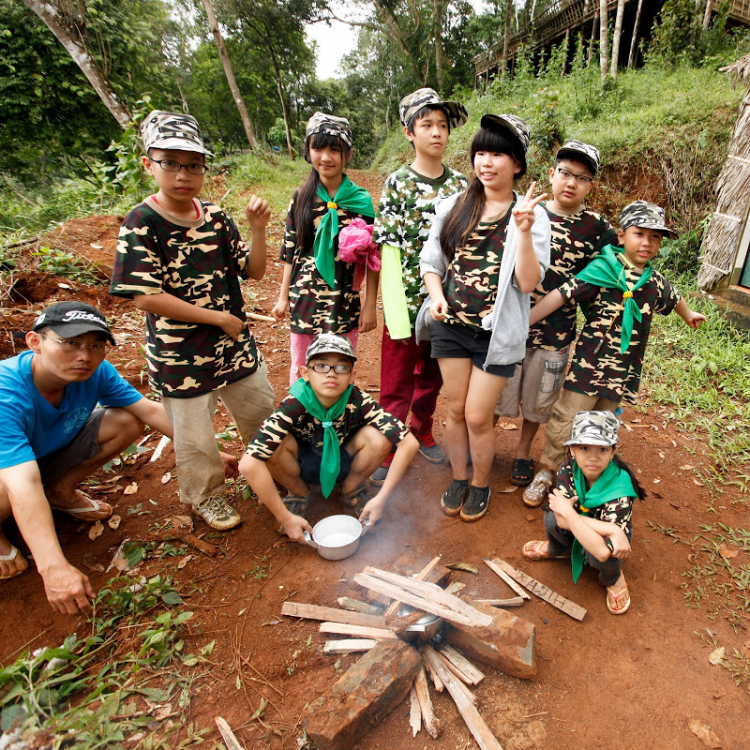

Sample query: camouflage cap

[141,110,213,156]
[305,112,353,148]
[305,333,357,365]
[619,200,678,239]
[479,114,530,153]
[564,411,620,447]
[399,88,468,130]
[555,140,600,175]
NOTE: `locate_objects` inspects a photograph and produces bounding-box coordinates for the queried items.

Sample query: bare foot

[0,533,29,580]
[48,488,112,522]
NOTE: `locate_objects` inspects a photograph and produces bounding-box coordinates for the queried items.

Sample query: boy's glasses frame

[38,333,111,355]
[148,158,208,175]
[555,167,593,185]
[309,363,352,374]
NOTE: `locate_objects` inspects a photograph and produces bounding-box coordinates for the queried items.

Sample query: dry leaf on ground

[718,544,738,559]
[708,647,726,665]
[497,422,518,431]
[445,562,479,574]
[687,719,721,748]
[161,471,171,484]
[108,515,121,530]
[123,482,138,495]
[83,553,104,572]
[88,521,104,541]
[679,464,695,471]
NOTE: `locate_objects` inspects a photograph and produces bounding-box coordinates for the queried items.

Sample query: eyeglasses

[149,158,208,175]
[556,167,593,185]
[39,333,110,355]
[309,363,352,374]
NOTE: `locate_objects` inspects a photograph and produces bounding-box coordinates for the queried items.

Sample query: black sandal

[510,458,535,486]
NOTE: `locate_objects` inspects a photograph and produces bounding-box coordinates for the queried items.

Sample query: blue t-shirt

[0,350,142,470]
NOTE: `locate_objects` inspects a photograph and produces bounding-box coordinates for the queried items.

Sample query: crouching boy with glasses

[240,334,419,542]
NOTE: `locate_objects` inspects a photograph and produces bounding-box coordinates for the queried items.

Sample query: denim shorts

[430,320,518,378]
[298,442,353,486]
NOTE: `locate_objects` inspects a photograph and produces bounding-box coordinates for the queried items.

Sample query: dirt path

[1,170,748,749]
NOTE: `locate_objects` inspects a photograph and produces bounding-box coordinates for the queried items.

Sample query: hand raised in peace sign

[512,181,548,233]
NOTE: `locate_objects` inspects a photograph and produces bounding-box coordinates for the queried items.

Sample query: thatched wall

[698,56,750,290]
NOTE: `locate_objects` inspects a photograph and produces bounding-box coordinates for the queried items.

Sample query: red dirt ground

[1,170,749,750]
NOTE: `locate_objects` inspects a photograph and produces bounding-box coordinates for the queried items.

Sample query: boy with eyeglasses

[111,111,275,532]
[240,334,419,542]
[495,141,618,500]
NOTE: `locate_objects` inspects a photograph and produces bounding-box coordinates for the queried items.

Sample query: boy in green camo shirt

[110,111,275,532]
[370,88,468,484]
[496,141,618,498]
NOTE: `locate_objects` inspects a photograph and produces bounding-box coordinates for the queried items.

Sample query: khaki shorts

[495,347,570,423]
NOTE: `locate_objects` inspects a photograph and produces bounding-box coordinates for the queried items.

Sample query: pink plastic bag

[338,218,381,291]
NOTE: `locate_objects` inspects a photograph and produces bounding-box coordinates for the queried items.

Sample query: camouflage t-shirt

[281,190,374,335]
[559,258,680,404]
[528,205,618,351]
[245,384,410,460]
[373,165,467,326]
[443,209,511,329]
[110,197,261,399]
[554,457,634,547]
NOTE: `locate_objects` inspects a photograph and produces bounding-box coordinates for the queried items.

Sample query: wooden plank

[489,558,587,622]
[483,558,531,600]
[422,650,444,692]
[336,597,385,616]
[318,622,398,639]
[323,639,376,654]
[409,683,421,737]
[476,597,525,608]
[281,601,386,628]
[384,555,442,618]
[421,646,502,750]
[439,645,485,685]
[414,667,440,739]
[358,568,493,627]
[428,648,477,705]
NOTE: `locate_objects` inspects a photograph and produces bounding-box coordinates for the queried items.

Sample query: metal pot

[303,515,366,561]
[398,604,444,644]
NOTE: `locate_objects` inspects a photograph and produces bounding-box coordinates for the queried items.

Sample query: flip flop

[522,540,570,560]
[56,492,113,522]
[510,458,535,486]
[0,545,28,581]
[606,580,631,615]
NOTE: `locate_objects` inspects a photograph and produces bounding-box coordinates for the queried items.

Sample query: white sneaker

[523,470,554,508]
[193,496,242,531]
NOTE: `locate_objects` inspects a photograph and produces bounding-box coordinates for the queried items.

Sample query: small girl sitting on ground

[522,411,645,615]
[272,112,377,384]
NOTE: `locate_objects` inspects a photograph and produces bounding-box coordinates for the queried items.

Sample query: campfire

[278,556,576,750]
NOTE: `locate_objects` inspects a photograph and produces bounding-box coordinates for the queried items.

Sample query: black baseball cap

[32,301,115,345]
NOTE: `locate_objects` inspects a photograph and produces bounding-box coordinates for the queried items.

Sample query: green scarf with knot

[289,377,353,498]
[314,174,375,288]
[570,460,637,583]
[575,244,653,353]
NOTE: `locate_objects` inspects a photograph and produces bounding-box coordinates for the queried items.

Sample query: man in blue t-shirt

[0,302,179,616]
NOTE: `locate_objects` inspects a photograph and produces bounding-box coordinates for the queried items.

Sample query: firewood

[414,667,440,738]
[483,558,531,600]
[323,639,376,654]
[384,555,441,618]
[281,601,387,628]
[336,597,385,616]
[421,649,444,692]
[426,647,476,705]
[150,434,171,463]
[439,645,485,685]
[421,646,503,750]
[409,683,421,737]
[488,558,587,621]
[318,622,398,639]
[476,597,525,608]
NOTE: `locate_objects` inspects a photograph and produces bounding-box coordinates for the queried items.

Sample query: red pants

[379,326,443,436]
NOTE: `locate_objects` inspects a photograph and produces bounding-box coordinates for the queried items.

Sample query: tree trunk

[433,0,444,90]
[500,0,511,76]
[266,45,295,160]
[22,0,132,128]
[703,0,713,30]
[201,0,259,150]
[588,12,598,66]
[610,0,625,80]
[530,0,538,25]
[628,0,644,68]
[599,0,609,82]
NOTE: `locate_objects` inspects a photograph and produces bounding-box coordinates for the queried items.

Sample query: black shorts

[298,442,353,486]
[430,320,518,378]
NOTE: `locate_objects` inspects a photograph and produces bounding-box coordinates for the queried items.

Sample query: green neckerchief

[314,174,375,288]
[575,244,653,353]
[289,378,353,498]
[570,460,637,583]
